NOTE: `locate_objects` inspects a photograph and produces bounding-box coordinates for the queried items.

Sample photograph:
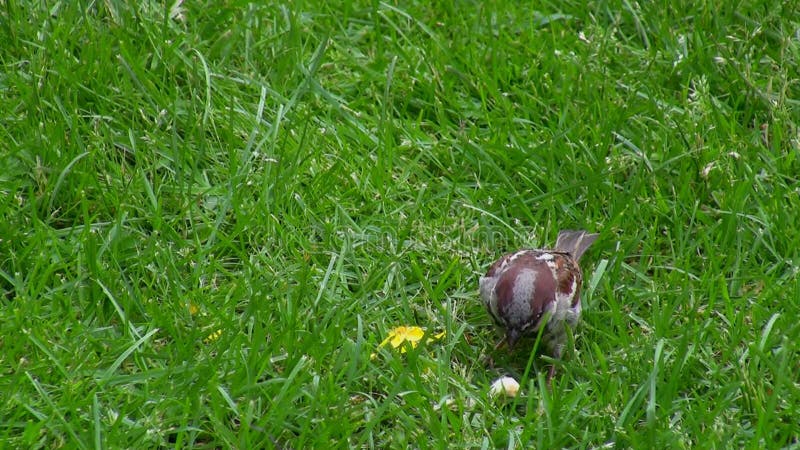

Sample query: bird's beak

[506,329,521,349]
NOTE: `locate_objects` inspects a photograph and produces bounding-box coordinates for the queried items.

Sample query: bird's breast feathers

[480,250,582,330]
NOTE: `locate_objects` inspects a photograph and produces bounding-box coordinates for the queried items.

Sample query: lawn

[1,0,799,448]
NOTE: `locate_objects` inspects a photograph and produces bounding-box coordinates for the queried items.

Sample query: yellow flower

[371,326,446,359]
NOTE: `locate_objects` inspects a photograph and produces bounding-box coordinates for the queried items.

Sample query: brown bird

[479,230,598,380]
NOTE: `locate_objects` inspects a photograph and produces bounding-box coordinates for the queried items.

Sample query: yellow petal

[389,332,409,348]
[428,331,446,342]
[204,329,222,343]
[397,326,426,343]
[380,326,425,349]
[376,326,445,355]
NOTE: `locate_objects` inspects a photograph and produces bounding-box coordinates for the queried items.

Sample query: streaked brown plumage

[479,230,598,379]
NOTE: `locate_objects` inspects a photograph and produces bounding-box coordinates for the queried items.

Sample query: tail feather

[554,230,598,261]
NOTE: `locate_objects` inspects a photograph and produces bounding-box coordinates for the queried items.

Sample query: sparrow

[479,229,598,380]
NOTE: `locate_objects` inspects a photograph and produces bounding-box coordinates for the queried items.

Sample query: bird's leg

[483,338,508,369]
[546,364,557,385]
[545,342,563,386]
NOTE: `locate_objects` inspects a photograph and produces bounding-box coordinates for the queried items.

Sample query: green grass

[1,0,799,447]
